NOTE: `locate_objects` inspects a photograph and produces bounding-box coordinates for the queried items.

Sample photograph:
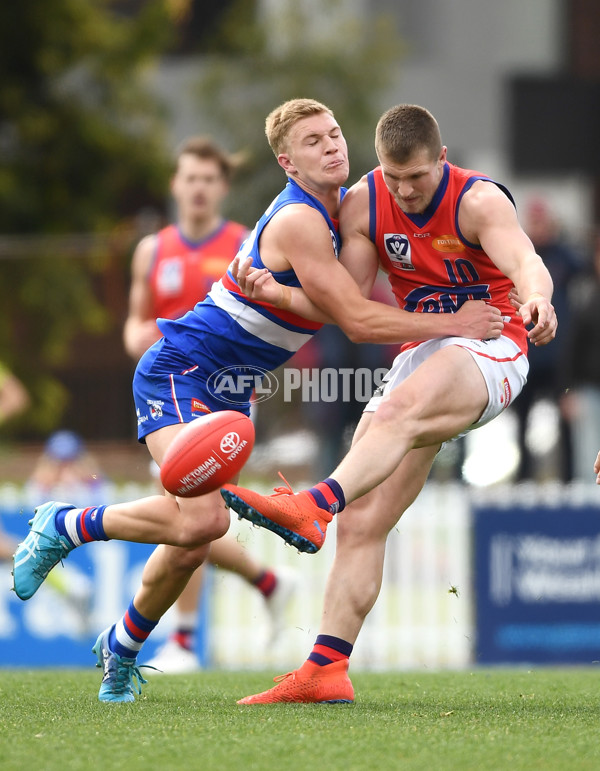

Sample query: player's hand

[454,300,504,339]
[232,256,286,307]
[127,320,161,360]
[507,287,522,311]
[518,293,557,346]
[594,450,600,485]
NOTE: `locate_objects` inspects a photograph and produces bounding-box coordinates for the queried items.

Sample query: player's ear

[278,153,296,175]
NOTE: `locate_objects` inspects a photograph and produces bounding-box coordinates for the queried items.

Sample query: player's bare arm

[459,181,557,347]
[233,254,334,323]
[338,177,505,341]
[123,235,163,360]
[234,189,505,342]
[594,450,600,484]
[263,202,504,342]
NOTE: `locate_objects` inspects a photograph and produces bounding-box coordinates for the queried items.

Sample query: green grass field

[1,668,598,771]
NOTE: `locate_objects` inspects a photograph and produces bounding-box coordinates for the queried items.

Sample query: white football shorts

[364,335,529,433]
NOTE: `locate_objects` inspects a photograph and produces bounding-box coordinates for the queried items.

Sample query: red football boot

[237,659,354,705]
[221,476,332,553]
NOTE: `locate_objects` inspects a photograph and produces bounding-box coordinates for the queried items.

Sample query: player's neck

[178,214,223,243]
[293,178,342,219]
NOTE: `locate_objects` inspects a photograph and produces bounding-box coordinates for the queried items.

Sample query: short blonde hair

[265,98,334,156]
[375,105,442,163]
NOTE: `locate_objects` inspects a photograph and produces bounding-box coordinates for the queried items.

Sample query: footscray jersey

[157,178,345,375]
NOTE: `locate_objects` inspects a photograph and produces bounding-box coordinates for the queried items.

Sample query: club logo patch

[147,399,164,420]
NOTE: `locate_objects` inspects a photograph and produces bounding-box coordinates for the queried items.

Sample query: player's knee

[337,507,387,546]
[337,490,404,546]
[372,388,422,441]
[177,502,230,547]
[172,543,210,572]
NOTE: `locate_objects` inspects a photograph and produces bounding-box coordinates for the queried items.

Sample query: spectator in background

[511,196,583,481]
[560,229,600,481]
[124,136,297,674]
[6,430,99,633]
[25,430,109,507]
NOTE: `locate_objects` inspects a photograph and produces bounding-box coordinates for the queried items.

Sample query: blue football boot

[12,501,76,600]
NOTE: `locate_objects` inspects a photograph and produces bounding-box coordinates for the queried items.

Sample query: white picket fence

[209,482,473,671]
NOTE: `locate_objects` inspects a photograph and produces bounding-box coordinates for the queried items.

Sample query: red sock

[253,569,277,598]
[172,630,194,651]
[308,634,353,666]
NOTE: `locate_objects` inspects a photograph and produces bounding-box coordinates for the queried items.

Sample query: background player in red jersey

[225,104,557,704]
[124,137,298,673]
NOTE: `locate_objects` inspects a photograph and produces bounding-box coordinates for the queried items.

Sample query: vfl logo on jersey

[432,235,465,253]
[156,256,184,294]
[384,233,414,270]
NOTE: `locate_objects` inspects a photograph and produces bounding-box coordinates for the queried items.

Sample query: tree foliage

[0,0,174,431]
[193,0,405,226]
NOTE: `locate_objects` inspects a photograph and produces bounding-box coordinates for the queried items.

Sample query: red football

[160,411,255,497]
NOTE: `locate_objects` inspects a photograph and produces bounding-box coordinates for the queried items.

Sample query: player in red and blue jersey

[13,100,502,703]
[367,161,526,356]
[124,136,248,360]
[224,104,557,704]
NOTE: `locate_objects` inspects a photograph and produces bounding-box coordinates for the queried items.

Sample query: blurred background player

[560,227,600,481]
[123,135,297,672]
[0,364,30,561]
[0,362,29,432]
[511,196,583,481]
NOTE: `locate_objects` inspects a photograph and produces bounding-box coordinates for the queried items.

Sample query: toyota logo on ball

[220,432,240,454]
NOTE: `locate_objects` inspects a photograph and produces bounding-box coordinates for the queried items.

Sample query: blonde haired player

[124,135,298,673]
